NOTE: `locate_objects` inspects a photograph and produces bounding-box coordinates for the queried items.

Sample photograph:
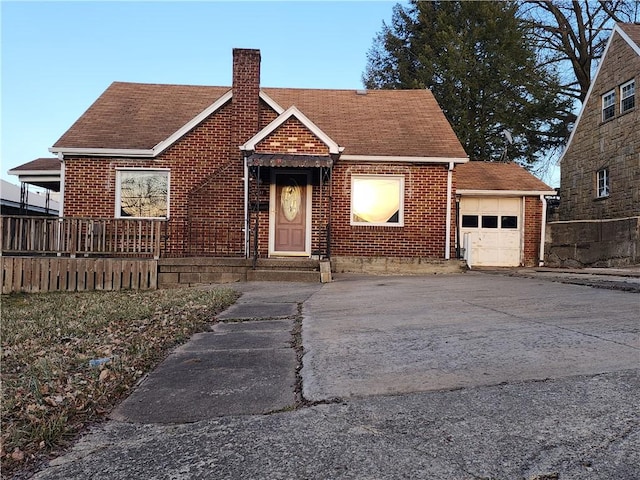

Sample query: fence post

[154,221,161,259]
[70,218,77,258]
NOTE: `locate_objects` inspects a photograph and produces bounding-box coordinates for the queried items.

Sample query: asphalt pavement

[29,271,639,480]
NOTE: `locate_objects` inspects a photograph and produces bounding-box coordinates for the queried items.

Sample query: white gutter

[539,195,548,267]
[48,147,155,157]
[456,189,556,196]
[341,155,468,164]
[445,162,454,260]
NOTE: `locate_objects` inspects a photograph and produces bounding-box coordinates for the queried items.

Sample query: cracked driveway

[301,272,639,401]
[32,272,639,480]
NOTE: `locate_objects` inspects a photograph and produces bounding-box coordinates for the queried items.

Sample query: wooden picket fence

[1,257,158,294]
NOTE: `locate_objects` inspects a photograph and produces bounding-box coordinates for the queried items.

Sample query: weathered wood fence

[1,216,164,293]
[1,216,164,258]
[1,257,158,294]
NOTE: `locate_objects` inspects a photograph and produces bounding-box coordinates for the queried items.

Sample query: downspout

[445,162,454,260]
[58,154,65,218]
[57,154,65,257]
[521,195,526,266]
[455,195,460,258]
[539,194,547,267]
[243,154,249,258]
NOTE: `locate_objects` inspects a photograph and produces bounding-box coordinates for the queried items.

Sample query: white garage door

[460,197,522,267]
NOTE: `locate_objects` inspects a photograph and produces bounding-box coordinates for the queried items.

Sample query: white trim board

[341,155,468,164]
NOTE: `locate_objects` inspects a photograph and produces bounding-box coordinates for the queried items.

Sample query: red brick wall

[256,118,329,155]
[523,196,543,266]
[330,162,455,258]
[259,100,279,128]
[62,102,242,256]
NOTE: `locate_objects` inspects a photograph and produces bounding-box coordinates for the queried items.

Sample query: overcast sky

[1,0,397,182]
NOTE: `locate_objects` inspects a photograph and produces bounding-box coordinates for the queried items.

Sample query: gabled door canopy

[240,105,344,156]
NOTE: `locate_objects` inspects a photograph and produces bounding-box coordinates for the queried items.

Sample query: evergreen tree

[364,1,572,166]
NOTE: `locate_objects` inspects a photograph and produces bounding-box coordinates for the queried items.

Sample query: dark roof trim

[246,153,333,168]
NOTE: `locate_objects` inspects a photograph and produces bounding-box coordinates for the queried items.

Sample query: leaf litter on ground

[1,287,239,478]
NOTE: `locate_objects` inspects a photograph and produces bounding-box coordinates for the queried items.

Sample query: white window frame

[350,174,404,227]
[596,168,609,198]
[621,79,635,114]
[115,168,170,219]
[602,89,615,121]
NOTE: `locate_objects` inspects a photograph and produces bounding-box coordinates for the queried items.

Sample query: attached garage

[460,196,522,267]
[456,162,556,268]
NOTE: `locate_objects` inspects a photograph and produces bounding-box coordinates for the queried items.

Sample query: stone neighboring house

[548,23,640,267]
[7,48,555,276]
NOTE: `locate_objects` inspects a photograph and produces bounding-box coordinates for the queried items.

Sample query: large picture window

[116,169,169,218]
[351,175,404,226]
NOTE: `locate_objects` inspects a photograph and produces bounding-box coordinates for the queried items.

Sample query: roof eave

[456,189,557,196]
[49,147,155,158]
[341,155,468,164]
[7,169,60,176]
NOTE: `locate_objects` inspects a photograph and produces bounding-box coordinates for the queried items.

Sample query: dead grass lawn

[1,287,239,478]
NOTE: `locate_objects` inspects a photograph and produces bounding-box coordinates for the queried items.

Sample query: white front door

[460,197,522,267]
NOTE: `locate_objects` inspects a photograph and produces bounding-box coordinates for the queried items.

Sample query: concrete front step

[254,258,320,271]
[247,269,321,283]
[157,257,325,287]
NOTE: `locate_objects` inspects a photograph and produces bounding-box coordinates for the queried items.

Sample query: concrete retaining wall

[331,256,467,275]
[545,217,640,267]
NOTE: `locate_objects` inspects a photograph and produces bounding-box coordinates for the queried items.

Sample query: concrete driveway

[302,272,639,401]
[31,272,639,480]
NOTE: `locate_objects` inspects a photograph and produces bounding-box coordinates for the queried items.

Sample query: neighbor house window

[596,168,609,198]
[602,90,615,121]
[116,169,169,218]
[351,175,404,226]
[621,79,635,113]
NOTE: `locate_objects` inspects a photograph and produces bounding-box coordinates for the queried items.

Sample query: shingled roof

[263,88,466,158]
[619,22,640,48]
[8,157,60,172]
[52,82,468,159]
[456,161,554,193]
[53,83,231,151]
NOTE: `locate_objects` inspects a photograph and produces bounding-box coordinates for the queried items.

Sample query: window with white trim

[596,168,609,198]
[351,175,404,226]
[602,90,615,121]
[621,79,635,113]
[116,169,169,218]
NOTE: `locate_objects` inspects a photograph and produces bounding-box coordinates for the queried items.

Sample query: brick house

[8,48,555,279]
[547,23,640,267]
[43,49,467,271]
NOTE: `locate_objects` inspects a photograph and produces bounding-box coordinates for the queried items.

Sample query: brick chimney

[232,48,261,149]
